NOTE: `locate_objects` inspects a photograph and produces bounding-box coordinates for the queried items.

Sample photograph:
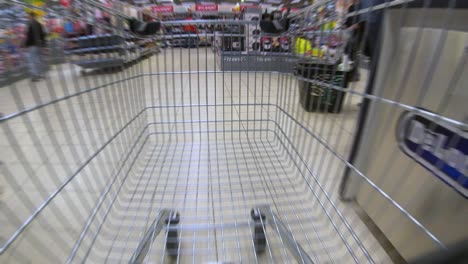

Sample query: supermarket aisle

[0,48,365,129]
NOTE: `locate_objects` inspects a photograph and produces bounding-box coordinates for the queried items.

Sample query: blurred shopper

[344,0,385,77]
[24,12,46,81]
[345,0,365,81]
[183,14,197,48]
[359,0,385,61]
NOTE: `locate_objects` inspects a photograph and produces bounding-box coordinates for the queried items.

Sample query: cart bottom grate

[67,122,385,263]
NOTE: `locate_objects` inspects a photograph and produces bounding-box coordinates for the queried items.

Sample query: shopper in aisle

[183,13,197,48]
[343,0,385,101]
[344,0,385,73]
[345,0,365,82]
[359,0,385,61]
[24,11,46,81]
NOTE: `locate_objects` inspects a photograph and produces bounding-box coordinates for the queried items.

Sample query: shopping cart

[1,0,467,263]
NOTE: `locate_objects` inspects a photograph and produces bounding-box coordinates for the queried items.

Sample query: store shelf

[295,56,342,66]
[213,33,245,37]
[302,29,350,35]
[71,58,124,69]
[65,45,123,55]
[136,39,154,46]
[66,34,154,70]
[220,51,292,56]
[65,34,117,42]
[217,50,297,73]
[140,48,154,57]
[0,64,51,87]
[162,34,200,39]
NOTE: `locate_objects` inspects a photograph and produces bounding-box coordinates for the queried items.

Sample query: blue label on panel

[396,111,468,198]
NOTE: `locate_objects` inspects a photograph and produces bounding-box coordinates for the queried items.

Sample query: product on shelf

[223,35,244,51]
[243,7,261,53]
[280,36,290,52]
[251,41,260,51]
[271,37,281,52]
[260,36,271,51]
[252,29,261,37]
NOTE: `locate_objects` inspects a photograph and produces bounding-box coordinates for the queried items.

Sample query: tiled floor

[0,48,391,263]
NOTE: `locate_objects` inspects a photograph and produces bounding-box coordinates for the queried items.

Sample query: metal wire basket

[1,0,467,263]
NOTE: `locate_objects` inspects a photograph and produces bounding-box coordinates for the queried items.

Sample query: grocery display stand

[218,50,298,73]
[65,34,155,72]
[216,7,298,73]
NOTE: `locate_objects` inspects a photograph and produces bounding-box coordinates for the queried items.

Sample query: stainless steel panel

[350,9,468,261]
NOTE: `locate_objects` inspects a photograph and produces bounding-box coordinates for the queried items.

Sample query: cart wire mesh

[1,0,467,263]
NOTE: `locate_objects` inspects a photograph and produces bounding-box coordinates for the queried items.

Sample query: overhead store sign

[233,4,258,12]
[397,111,468,198]
[174,5,188,13]
[218,4,235,13]
[240,4,257,9]
[133,0,149,4]
[195,4,218,12]
[152,5,174,13]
